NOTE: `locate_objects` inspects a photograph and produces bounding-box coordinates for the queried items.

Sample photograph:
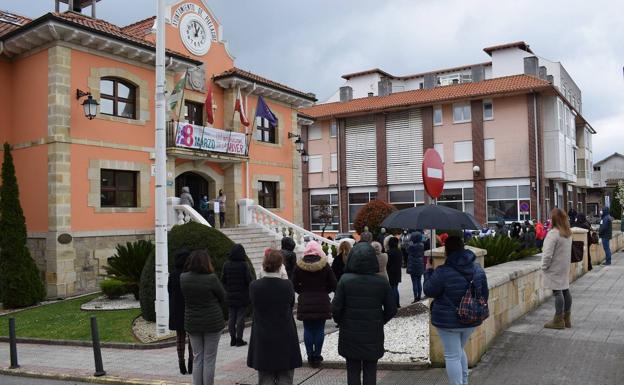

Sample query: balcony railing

[166,121,248,157]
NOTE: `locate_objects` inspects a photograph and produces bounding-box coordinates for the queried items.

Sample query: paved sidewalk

[2,255,624,384]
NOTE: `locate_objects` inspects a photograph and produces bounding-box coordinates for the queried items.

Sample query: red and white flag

[234,87,250,127]
[205,83,214,125]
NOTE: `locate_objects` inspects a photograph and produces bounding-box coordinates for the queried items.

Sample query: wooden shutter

[345,116,377,186]
[386,108,423,184]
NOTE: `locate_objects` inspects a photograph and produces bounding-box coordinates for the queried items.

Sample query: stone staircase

[220,225,280,274]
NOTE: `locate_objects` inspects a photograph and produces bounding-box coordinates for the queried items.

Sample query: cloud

[1,0,622,158]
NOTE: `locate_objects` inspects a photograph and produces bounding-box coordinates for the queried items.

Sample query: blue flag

[255,96,278,127]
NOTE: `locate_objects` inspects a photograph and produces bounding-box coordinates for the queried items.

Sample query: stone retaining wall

[429,229,624,367]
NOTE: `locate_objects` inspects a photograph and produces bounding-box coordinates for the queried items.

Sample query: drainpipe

[0,41,4,56]
[533,92,541,221]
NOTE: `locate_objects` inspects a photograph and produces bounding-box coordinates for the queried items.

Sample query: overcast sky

[2,0,622,161]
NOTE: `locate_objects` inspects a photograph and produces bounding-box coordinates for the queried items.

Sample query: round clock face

[179,13,211,56]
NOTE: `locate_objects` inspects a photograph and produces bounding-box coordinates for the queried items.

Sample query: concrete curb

[301,360,430,371]
[0,368,190,385]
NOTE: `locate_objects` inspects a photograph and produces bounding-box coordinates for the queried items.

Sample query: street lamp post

[154,0,169,336]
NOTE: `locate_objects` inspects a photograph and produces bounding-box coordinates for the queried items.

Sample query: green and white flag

[168,71,187,113]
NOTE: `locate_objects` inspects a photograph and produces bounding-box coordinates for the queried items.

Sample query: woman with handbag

[424,236,489,385]
[541,208,573,329]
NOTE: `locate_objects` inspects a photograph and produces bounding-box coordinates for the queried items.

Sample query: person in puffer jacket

[424,236,489,385]
[280,237,297,280]
[407,232,425,302]
[221,244,253,347]
[292,241,337,367]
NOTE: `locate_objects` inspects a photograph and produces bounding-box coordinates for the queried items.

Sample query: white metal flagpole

[154,0,169,336]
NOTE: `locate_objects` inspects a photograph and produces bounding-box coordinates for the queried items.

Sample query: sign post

[422,148,446,252]
[154,0,169,336]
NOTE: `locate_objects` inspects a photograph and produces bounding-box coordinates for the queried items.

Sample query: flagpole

[154,0,169,336]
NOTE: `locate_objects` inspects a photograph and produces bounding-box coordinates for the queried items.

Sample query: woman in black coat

[247,250,302,385]
[332,241,352,282]
[292,241,337,367]
[280,237,297,280]
[575,213,593,271]
[386,237,403,307]
[168,248,193,375]
[222,244,253,347]
[332,242,397,385]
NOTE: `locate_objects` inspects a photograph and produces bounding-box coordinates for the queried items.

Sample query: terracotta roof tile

[342,68,394,80]
[121,16,155,38]
[0,9,31,38]
[214,67,316,101]
[302,75,550,119]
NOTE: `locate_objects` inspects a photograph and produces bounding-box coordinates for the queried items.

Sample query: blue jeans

[436,327,475,385]
[390,284,400,306]
[602,238,612,265]
[303,320,326,359]
[410,273,422,300]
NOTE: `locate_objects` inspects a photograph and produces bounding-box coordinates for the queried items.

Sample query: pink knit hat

[303,240,326,258]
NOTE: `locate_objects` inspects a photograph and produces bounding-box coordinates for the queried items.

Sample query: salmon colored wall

[307,119,337,188]
[483,95,530,178]
[70,50,155,147]
[250,163,294,220]
[247,96,295,164]
[433,103,472,181]
[11,146,49,232]
[9,51,48,144]
[0,60,11,143]
[70,144,154,231]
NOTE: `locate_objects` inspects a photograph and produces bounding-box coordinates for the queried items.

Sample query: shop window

[310,193,339,231]
[348,191,377,229]
[256,117,276,144]
[184,100,203,126]
[258,181,278,208]
[100,169,138,207]
[487,185,531,223]
[100,77,137,119]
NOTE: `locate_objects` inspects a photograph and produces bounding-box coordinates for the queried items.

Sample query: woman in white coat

[541,208,573,329]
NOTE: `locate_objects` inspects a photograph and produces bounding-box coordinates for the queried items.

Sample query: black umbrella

[381,204,481,230]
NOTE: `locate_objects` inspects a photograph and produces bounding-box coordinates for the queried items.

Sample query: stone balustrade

[429,229,624,367]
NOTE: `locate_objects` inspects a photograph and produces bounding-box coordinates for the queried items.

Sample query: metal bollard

[89,316,106,377]
[9,317,19,369]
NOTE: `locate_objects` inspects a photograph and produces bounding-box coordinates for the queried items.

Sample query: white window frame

[453,140,473,162]
[330,120,337,138]
[433,105,443,126]
[483,99,494,121]
[484,138,495,161]
[434,143,444,163]
[308,155,323,173]
[452,102,471,123]
[308,124,322,140]
[330,153,338,172]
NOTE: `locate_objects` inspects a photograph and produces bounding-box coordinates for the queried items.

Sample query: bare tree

[317,199,334,238]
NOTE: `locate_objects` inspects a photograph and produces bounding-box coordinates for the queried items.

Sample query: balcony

[166,121,248,161]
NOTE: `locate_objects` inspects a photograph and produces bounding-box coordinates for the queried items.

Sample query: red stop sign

[422,148,445,199]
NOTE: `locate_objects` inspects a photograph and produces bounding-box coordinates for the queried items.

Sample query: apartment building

[300,42,595,234]
[0,0,314,296]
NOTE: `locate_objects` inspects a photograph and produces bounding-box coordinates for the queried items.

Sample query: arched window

[100,77,137,119]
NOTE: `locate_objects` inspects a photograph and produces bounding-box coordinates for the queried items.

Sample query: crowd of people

[166,205,615,385]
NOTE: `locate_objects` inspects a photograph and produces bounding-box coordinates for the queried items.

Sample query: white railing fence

[167,197,211,229]
[238,198,339,260]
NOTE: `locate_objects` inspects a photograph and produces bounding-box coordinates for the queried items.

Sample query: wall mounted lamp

[76,89,99,120]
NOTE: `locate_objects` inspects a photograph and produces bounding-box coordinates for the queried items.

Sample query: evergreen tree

[611,188,622,220]
[0,143,45,308]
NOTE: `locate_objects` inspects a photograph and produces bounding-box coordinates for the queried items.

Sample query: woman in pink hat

[292,241,337,367]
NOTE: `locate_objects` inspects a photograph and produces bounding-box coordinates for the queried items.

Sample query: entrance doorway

[175,171,213,209]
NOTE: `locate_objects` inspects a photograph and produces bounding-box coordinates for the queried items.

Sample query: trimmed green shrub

[467,236,540,267]
[353,200,397,238]
[139,249,156,322]
[139,222,257,322]
[104,240,154,300]
[321,244,338,257]
[0,143,46,308]
[100,279,127,299]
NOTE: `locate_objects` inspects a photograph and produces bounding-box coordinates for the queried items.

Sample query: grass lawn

[0,293,141,343]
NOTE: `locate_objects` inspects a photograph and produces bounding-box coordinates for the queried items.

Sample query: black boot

[187,357,193,374]
[235,338,248,347]
[178,359,187,375]
[230,336,236,347]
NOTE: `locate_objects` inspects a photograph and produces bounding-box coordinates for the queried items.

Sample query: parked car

[335,233,355,241]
